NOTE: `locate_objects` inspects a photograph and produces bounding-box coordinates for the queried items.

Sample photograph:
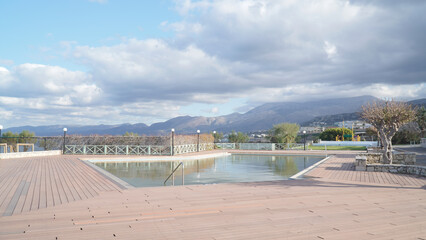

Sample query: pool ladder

[164,162,184,186]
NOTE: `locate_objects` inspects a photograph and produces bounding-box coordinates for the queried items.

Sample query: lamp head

[213,131,216,134]
[197,130,200,133]
[63,128,68,132]
[303,130,306,134]
[171,128,175,132]
[0,125,3,130]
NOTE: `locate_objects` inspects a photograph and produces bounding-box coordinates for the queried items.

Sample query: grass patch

[308,145,366,151]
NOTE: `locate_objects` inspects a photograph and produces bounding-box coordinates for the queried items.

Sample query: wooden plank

[11,181,30,215]
[2,180,26,216]
[51,156,71,204]
[10,158,36,215]
[21,158,39,213]
[0,159,32,214]
[30,156,43,211]
[39,158,47,209]
[46,158,60,206]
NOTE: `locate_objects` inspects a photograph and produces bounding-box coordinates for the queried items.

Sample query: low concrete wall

[355,152,383,164]
[355,153,424,177]
[357,152,416,165]
[0,150,61,159]
[365,164,426,177]
[315,140,378,147]
[393,152,416,165]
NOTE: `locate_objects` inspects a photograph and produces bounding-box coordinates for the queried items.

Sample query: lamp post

[63,128,67,154]
[0,125,3,138]
[303,130,306,151]
[213,131,216,144]
[171,128,175,156]
[197,130,200,152]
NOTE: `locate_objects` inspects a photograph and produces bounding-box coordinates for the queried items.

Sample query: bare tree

[361,100,416,164]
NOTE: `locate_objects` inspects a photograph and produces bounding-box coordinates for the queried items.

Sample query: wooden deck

[0,152,425,239]
[0,156,122,216]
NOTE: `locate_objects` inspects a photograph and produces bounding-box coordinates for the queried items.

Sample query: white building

[335,120,371,129]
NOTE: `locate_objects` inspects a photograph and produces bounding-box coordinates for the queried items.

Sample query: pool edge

[289,155,333,180]
[81,159,136,189]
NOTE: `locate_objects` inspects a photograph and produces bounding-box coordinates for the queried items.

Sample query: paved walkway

[0,151,425,239]
[305,153,426,186]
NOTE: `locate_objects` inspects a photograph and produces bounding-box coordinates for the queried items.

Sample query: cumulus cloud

[73,39,243,104]
[72,0,426,107]
[0,64,102,104]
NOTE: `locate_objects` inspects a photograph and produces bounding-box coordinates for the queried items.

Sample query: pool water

[94,154,324,187]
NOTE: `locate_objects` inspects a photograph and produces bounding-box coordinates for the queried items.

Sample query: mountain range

[4,96,425,136]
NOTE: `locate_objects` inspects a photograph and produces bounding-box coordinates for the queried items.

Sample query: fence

[0,137,64,153]
[1,136,312,155]
[314,140,379,147]
[215,143,304,150]
[0,134,214,156]
[63,143,215,155]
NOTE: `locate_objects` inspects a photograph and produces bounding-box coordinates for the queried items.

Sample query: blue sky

[0,0,425,128]
[0,0,178,68]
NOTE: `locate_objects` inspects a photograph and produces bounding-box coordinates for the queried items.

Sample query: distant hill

[301,98,425,127]
[7,95,424,136]
[408,98,426,107]
[302,112,362,127]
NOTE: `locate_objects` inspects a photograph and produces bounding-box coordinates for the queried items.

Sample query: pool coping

[289,155,333,179]
[81,160,136,189]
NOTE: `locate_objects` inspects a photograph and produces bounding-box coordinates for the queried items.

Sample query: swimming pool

[94,154,325,187]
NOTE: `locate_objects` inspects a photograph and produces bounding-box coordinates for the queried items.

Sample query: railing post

[148,145,151,155]
[126,145,129,155]
[182,162,184,186]
[104,145,107,155]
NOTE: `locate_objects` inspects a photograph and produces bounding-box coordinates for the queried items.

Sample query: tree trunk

[378,128,396,164]
[381,136,393,164]
[378,129,392,164]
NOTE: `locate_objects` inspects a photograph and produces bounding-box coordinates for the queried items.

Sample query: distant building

[335,120,371,129]
[310,122,327,127]
[299,126,324,134]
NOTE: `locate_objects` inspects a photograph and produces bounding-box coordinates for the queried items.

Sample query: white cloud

[0,66,13,86]
[0,108,13,119]
[323,41,337,59]
[89,0,107,4]
[210,107,219,114]
[1,64,101,104]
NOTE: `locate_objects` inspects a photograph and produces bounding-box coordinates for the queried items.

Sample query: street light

[171,128,175,156]
[63,128,67,154]
[213,131,216,144]
[0,125,3,137]
[303,130,306,151]
[197,130,200,152]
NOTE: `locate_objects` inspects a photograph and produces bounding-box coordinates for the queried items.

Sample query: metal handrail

[164,162,184,186]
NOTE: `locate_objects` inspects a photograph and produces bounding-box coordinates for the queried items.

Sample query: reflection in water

[95,154,324,187]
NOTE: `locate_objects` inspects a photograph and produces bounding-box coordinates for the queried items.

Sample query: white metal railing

[164,162,184,186]
[64,145,171,155]
[64,143,215,155]
[172,143,214,155]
